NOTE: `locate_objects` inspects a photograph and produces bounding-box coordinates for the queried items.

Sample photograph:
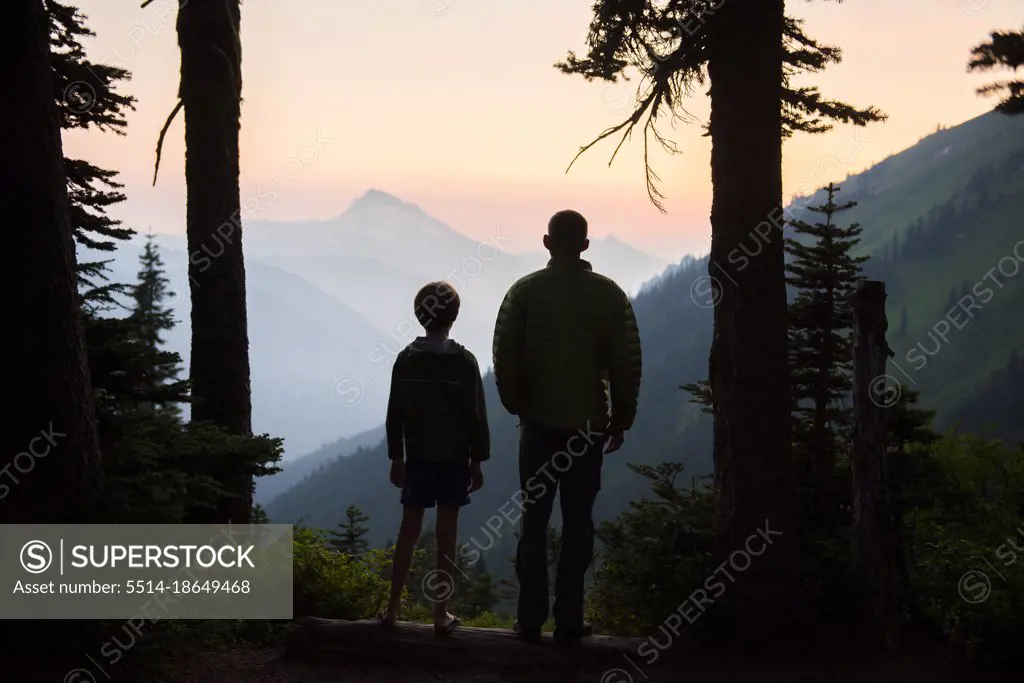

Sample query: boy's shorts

[401,459,472,508]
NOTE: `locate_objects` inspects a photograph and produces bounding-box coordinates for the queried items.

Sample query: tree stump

[850,280,901,650]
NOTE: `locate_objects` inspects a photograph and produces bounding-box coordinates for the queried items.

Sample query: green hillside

[792,110,1024,425]
[813,112,1024,255]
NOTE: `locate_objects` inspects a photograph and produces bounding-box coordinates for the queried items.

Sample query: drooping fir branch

[48,1,138,310]
[968,26,1024,116]
[556,1,886,210]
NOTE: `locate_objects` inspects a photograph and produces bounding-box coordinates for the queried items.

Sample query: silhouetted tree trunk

[177,0,253,523]
[706,0,797,640]
[1,1,102,675]
[851,281,900,649]
[1,0,99,525]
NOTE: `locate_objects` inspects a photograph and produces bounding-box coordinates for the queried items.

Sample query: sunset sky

[64,0,1020,261]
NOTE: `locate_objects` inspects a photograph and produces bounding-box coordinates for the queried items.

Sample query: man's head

[414,281,460,334]
[543,209,589,257]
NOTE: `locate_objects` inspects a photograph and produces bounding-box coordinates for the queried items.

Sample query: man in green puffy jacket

[492,209,642,643]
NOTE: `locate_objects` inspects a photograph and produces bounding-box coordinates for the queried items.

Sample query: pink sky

[63,0,1020,261]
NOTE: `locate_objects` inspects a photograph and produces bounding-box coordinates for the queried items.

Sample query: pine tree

[328,505,371,556]
[968,27,1024,115]
[250,503,270,524]
[88,240,281,524]
[452,555,497,619]
[785,182,869,526]
[125,237,192,410]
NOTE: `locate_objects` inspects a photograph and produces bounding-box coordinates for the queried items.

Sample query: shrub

[902,433,1024,662]
[586,463,717,637]
[292,528,396,619]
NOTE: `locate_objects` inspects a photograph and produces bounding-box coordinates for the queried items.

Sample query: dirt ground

[148,644,1018,683]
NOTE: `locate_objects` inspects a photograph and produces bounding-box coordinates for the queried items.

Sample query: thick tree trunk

[0,2,102,675]
[706,0,797,640]
[177,0,253,523]
[1,0,99,525]
[851,280,899,649]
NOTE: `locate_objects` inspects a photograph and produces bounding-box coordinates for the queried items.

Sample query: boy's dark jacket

[385,336,490,463]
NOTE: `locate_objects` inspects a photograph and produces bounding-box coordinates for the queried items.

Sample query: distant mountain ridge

[201,190,667,369]
[81,238,392,457]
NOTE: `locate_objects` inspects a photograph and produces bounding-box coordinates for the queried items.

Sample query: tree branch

[152,98,183,186]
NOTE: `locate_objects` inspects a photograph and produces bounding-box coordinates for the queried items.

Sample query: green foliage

[587,463,716,636]
[292,528,394,619]
[328,505,371,556]
[49,0,136,304]
[455,556,498,619]
[250,503,270,524]
[901,434,1024,662]
[948,351,1024,446]
[458,611,555,632]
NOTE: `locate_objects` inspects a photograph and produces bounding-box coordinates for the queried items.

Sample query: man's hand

[468,461,484,493]
[389,459,406,488]
[604,428,624,454]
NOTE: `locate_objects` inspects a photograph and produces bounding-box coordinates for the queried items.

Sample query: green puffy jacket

[492,258,642,432]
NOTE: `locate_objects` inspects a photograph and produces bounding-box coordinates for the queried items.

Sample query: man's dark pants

[515,421,604,633]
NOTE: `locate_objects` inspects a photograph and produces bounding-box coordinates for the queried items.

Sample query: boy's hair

[414,281,460,332]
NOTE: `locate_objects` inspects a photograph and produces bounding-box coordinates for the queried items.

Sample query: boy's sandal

[435,614,460,637]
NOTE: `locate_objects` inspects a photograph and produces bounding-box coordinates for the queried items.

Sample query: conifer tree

[128,237,191,409]
[452,554,498,619]
[785,182,868,524]
[250,503,270,524]
[88,239,281,524]
[4,0,100,527]
[968,27,1024,115]
[328,505,371,556]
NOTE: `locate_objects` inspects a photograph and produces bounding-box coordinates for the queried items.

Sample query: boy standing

[381,281,489,635]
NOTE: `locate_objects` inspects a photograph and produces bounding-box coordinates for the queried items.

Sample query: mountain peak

[351,188,408,210]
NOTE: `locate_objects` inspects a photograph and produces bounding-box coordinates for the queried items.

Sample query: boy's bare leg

[433,505,460,631]
[385,505,424,625]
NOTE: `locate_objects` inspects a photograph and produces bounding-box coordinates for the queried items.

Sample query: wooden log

[850,280,900,650]
[285,617,654,671]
